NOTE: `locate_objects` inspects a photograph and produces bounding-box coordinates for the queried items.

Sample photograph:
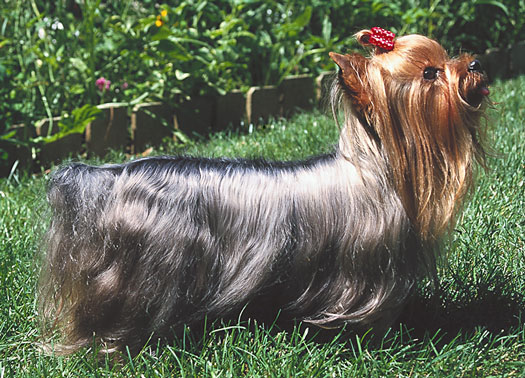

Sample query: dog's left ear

[329,52,354,75]
[329,52,371,115]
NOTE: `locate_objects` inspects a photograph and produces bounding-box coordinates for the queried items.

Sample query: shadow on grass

[181,275,525,348]
[219,275,525,349]
[398,284,524,341]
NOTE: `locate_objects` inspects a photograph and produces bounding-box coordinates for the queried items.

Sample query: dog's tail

[38,162,120,355]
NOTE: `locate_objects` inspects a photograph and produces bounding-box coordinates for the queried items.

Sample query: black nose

[468,59,482,72]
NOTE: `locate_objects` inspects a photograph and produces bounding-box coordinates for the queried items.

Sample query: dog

[38,28,489,355]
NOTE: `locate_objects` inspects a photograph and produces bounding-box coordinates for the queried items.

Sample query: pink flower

[121,82,128,90]
[95,77,111,91]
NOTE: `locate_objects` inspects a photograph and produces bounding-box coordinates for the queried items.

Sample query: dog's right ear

[329,52,371,114]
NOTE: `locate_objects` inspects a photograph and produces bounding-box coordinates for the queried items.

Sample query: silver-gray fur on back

[40,138,429,354]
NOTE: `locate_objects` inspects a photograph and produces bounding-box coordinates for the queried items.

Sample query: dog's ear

[329,52,371,115]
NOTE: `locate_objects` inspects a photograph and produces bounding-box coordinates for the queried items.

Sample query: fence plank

[86,103,129,157]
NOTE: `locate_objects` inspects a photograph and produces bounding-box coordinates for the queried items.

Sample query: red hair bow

[369,27,395,51]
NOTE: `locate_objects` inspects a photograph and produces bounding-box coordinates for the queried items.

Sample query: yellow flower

[161,9,168,17]
[155,16,163,27]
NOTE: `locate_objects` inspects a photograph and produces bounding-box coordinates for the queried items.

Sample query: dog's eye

[423,67,438,80]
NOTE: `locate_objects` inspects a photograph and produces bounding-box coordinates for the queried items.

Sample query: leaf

[175,70,190,81]
[321,16,332,43]
[151,26,172,41]
[0,130,17,141]
[233,31,256,39]
[157,39,181,53]
[293,6,312,29]
[174,129,190,145]
[277,6,313,38]
[69,84,85,95]
[69,57,88,73]
[41,105,101,144]
[0,39,10,49]
[475,0,510,17]
[128,92,150,106]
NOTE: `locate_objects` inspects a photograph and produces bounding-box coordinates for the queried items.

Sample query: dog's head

[330,28,489,239]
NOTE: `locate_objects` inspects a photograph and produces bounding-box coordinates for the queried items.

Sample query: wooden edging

[1,40,523,177]
[0,71,336,176]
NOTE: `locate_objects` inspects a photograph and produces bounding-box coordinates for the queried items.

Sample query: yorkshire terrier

[39,28,489,355]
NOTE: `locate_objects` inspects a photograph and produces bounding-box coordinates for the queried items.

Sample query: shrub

[0,0,523,170]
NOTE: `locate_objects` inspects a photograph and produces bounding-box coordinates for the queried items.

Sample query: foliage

[0,0,523,168]
[37,104,102,144]
[0,76,524,376]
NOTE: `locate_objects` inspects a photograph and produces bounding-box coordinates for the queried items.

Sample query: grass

[0,76,524,376]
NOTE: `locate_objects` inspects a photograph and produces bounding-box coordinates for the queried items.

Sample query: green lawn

[1,76,524,376]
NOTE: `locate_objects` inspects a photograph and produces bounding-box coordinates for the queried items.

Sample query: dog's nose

[468,59,482,73]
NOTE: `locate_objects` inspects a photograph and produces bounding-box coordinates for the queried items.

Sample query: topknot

[355,28,395,54]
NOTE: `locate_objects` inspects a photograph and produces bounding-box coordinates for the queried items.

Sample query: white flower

[38,27,46,39]
[51,20,64,31]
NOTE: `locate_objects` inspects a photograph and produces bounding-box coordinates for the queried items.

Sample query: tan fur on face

[331,30,487,240]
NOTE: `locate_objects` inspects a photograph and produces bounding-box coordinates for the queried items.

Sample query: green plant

[1,0,524,172]
[36,104,101,144]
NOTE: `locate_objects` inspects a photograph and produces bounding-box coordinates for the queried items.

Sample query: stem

[32,71,54,137]
[29,0,41,18]
[84,0,102,104]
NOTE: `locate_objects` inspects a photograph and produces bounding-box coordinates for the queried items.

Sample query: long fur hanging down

[38,29,489,355]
